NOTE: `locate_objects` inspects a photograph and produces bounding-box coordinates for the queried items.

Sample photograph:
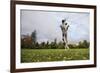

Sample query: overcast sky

[21,9,90,44]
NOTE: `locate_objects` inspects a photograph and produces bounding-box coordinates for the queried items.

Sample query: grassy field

[21,49,89,63]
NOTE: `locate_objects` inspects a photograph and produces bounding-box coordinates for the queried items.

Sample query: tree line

[21,30,90,49]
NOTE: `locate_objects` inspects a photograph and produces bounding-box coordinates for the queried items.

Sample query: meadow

[21,48,89,63]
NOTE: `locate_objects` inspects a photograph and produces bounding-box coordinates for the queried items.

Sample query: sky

[21,9,90,44]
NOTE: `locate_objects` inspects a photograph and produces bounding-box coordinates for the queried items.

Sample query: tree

[57,41,64,49]
[31,30,37,44]
[68,44,77,48]
[78,40,89,48]
[82,40,89,48]
[78,41,83,48]
[45,41,51,49]
[53,38,57,49]
[21,35,33,48]
[35,42,40,49]
[40,42,46,49]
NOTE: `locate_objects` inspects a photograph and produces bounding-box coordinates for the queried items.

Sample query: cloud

[21,10,90,44]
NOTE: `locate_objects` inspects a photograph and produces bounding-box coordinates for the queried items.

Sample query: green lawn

[21,49,89,63]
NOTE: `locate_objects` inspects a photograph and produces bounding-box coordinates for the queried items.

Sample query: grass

[21,48,89,63]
